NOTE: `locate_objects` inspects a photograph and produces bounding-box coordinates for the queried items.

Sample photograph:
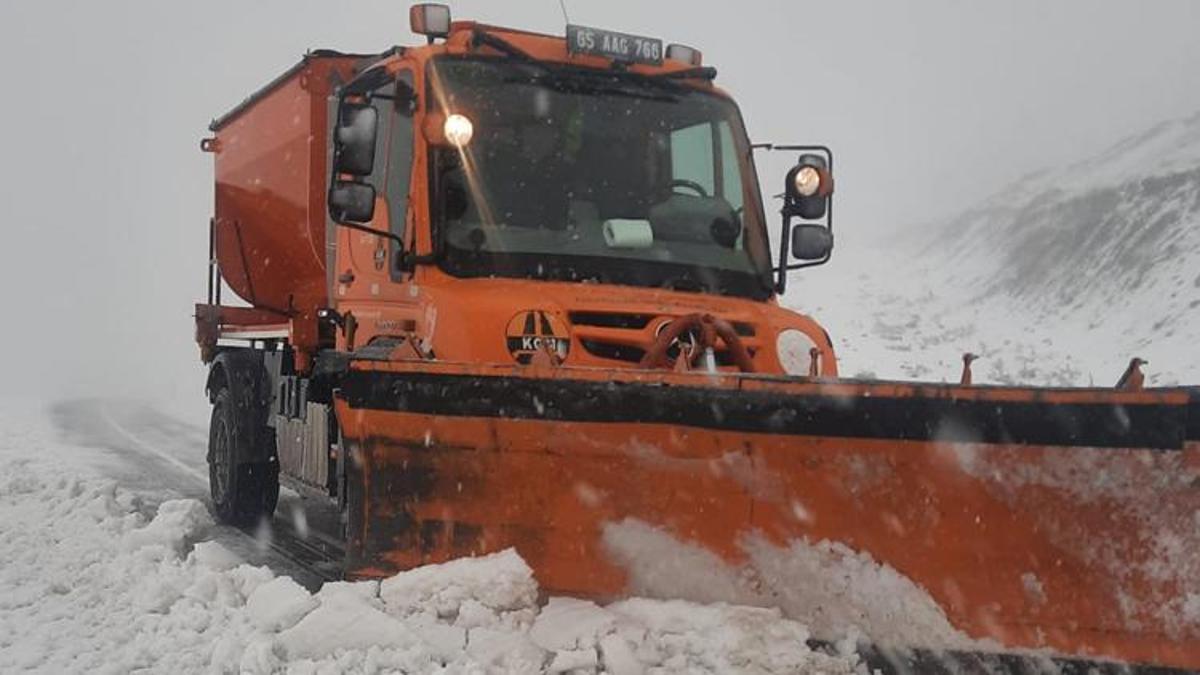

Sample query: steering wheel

[667,178,710,198]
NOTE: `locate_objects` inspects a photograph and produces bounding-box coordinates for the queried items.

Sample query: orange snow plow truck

[196,6,1200,672]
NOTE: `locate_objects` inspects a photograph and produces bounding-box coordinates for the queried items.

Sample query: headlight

[793,166,821,197]
[443,114,474,148]
[776,329,817,376]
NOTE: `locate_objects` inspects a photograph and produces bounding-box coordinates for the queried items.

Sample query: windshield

[429,57,773,299]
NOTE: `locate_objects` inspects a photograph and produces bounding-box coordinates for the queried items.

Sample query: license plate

[566,25,663,66]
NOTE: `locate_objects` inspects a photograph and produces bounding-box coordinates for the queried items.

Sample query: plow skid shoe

[336,361,1200,671]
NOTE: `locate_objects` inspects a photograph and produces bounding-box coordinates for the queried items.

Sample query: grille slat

[732,321,756,337]
[580,340,646,363]
[568,312,656,330]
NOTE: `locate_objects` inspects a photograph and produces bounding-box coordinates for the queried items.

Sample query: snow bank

[0,408,861,674]
[379,548,539,626]
[603,518,970,650]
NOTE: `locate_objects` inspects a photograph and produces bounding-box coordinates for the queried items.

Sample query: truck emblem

[505,310,571,365]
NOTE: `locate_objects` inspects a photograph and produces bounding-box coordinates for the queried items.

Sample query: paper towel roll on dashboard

[603,219,654,248]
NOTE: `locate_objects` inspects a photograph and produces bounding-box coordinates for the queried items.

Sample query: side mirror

[791,224,833,261]
[333,104,379,176]
[771,145,835,294]
[329,182,376,224]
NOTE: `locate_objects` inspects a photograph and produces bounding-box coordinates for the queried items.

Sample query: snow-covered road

[0,400,865,674]
[48,399,344,589]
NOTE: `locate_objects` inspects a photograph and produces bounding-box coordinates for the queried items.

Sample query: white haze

[1,1,1199,405]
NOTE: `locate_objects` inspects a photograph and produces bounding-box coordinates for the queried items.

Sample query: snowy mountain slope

[934,111,1200,341]
[798,111,1200,387]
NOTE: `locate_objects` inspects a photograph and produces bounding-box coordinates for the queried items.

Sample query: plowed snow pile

[0,406,860,674]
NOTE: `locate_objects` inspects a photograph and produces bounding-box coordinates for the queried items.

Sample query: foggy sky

[1,1,1198,404]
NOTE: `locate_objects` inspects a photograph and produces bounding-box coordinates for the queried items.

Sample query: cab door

[331,67,420,349]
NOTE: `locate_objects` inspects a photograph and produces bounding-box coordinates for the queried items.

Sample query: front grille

[581,339,755,367]
[569,312,656,330]
[715,347,757,366]
[570,311,755,335]
[731,321,756,337]
[570,311,759,366]
[580,339,646,363]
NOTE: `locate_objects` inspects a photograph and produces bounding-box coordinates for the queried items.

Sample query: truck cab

[197,5,836,522]
[322,16,838,377]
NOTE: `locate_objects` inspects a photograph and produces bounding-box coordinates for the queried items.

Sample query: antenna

[558,0,571,25]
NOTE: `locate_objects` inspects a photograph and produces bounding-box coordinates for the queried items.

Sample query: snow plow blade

[335,360,1200,671]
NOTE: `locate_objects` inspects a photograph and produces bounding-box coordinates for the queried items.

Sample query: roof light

[410,3,451,40]
[666,44,703,67]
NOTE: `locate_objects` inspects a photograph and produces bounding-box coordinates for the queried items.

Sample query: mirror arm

[336,221,404,249]
[334,221,439,271]
[775,209,792,294]
[400,252,438,270]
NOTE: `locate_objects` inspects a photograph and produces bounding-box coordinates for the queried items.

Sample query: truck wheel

[208,386,279,524]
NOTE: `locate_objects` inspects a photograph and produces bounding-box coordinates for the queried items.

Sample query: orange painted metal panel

[209,54,360,319]
[335,362,1200,669]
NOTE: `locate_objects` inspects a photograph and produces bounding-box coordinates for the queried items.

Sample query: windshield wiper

[661,276,709,294]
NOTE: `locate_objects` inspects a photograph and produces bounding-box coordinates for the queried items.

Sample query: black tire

[208,386,279,524]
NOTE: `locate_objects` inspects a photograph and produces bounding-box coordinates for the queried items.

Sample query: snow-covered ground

[0,402,864,674]
[5,109,1198,674]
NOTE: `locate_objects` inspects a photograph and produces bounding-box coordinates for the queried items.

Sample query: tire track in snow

[98,403,208,484]
[49,398,343,589]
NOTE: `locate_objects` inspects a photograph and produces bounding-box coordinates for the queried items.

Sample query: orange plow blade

[336,361,1200,671]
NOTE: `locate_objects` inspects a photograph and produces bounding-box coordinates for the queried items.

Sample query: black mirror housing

[329,181,376,224]
[771,145,834,294]
[334,104,379,176]
[791,194,828,220]
[791,224,833,261]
